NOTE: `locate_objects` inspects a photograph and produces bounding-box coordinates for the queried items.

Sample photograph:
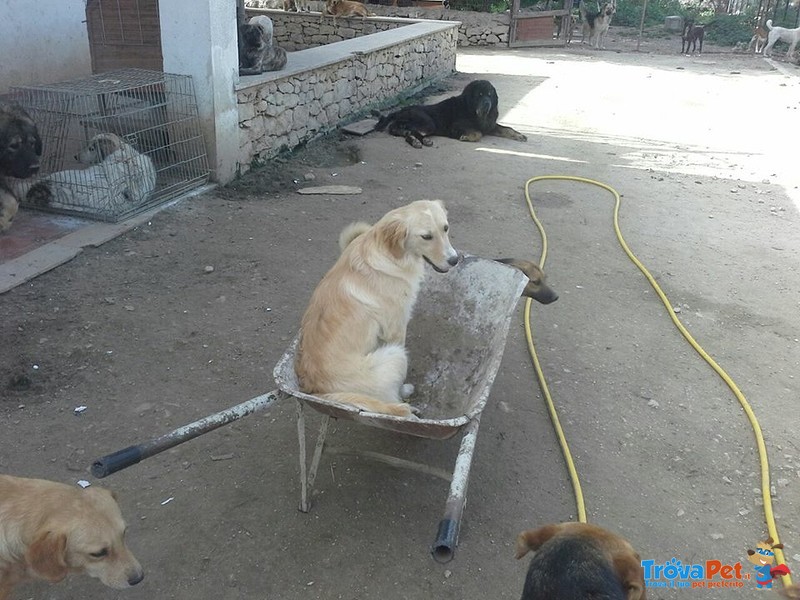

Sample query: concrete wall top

[236,19,460,91]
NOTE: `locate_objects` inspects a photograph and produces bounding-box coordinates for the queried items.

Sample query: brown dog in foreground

[0,475,143,600]
[495,258,558,304]
[515,522,646,600]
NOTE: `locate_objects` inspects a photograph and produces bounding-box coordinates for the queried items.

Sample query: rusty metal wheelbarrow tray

[273,256,527,562]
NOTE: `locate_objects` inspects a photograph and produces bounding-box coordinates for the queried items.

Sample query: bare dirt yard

[2,27,800,600]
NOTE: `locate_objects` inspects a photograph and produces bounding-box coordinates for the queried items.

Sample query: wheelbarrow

[91,256,527,563]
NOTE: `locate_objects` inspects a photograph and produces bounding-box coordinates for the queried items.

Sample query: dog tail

[766,19,773,30]
[338,221,371,252]
[321,392,416,417]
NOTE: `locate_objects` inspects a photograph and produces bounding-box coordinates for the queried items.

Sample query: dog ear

[379,218,408,259]
[95,136,118,161]
[26,531,69,582]
[514,524,561,559]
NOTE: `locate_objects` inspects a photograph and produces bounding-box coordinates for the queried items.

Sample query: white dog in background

[25,132,157,213]
[764,19,800,57]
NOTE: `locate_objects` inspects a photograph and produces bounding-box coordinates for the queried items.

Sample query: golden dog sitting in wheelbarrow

[295,200,460,418]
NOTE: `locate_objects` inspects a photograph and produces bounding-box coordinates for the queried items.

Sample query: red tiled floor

[0,210,90,263]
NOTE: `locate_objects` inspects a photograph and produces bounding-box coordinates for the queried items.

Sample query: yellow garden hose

[522,174,792,588]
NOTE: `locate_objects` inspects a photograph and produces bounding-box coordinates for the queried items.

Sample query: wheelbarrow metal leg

[431,415,482,563]
[296,399,331,513]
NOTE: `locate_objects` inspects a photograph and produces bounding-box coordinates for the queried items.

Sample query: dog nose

[447,253,460,267]
[128,570,144,586]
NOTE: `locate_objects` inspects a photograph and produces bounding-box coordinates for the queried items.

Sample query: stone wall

[265,11,408,50]
[235,22,458,174]
[250,6,510,47]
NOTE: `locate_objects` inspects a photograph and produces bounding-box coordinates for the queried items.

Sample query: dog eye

[8,141,20,151]
[90,548,109,558]
[420,233,433,240]
[443,224,449,232]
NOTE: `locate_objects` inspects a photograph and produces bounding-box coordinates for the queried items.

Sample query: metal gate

[509,0,574,47]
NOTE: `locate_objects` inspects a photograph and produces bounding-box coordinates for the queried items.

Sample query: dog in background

[25,132,156,212]
[0,475,143,600]
[515,522,646,600]
[0,102,41,232]
[748,22,769,53]
[238,15,288,74]
[580,0,616,49]
[681,19,705,53]
[375,80,527,149]
[494,258,558,304]
[323,0,374,22]
[764,19,800,58]
[295,200,460,418]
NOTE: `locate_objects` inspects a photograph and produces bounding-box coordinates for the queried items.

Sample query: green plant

[702,13,754,44]
[614,0,685,28]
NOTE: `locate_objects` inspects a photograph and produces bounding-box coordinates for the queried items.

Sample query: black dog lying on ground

[374,79,527,148]
[0,101,42,232]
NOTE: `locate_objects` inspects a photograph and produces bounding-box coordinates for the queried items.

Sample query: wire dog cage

[10,69,209,222]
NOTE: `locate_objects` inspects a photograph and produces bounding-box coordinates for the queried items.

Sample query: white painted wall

[0,0,91,93]
[159,0,240,184]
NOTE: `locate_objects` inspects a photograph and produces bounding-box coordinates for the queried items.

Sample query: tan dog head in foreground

[0,475,143,600]
[516,522,645,600]
[296,200,459,417]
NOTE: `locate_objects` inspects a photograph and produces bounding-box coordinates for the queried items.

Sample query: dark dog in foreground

[681,20,705,53]
[374,80,527,149]
[495,258,558,304]
[516,522,646,600]
[0,101,41,232]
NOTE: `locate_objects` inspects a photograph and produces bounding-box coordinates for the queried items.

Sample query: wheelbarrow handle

[92,446,144,478]
[431,415,482,563]
[91,390,286,478]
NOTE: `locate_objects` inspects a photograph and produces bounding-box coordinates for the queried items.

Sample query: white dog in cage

[25,132,157,216]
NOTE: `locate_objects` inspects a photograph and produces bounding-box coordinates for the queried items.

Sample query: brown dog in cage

[0,101,42,232]
[25,132,156,215]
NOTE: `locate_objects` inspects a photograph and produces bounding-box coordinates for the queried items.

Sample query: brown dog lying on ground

[515,522,646,600]
[0,475,143,600]
[495,258,558,304]
[323,0,374,22]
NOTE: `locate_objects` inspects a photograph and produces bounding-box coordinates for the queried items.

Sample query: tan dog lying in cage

[24,133,157,216]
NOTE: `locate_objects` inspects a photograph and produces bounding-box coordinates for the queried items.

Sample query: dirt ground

[2,27,800,600]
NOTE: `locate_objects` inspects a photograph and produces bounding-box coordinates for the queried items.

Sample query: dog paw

[26,182,52,206]
[513,132,528,142]
[407,136,423,149]
[459,132,482,142]
[400,383,415,399]
[421,137,434,147]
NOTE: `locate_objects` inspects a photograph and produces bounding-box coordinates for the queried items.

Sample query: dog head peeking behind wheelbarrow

[495,258,558,304]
